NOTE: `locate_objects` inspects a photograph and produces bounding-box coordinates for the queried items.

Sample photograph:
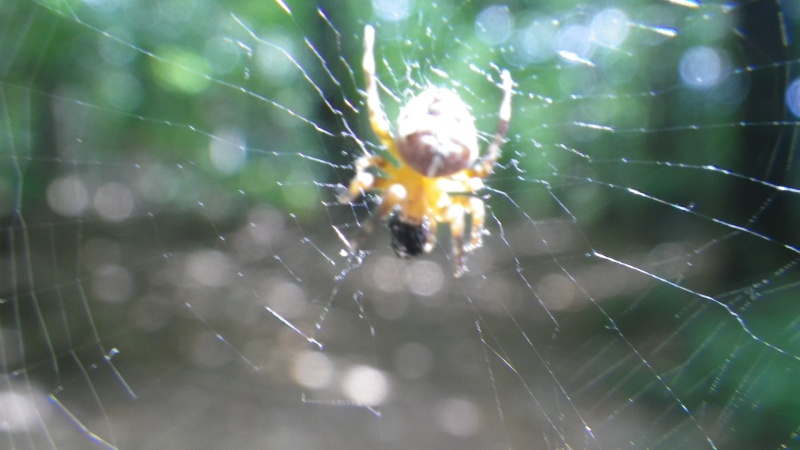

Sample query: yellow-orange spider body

[339,25,513,277]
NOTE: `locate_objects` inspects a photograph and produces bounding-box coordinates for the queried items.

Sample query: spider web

[1,0,799,448]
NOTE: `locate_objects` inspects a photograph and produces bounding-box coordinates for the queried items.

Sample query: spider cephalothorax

[339,25,513,277]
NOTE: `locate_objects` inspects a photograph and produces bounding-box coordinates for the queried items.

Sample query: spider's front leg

[338,155,392,204]
[470,70,513,179]
[362,25,397,155]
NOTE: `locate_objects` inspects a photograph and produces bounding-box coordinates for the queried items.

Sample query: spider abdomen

[388,214,432,258]
[396,87,479,178]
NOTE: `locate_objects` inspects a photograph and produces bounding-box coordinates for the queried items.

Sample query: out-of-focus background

[2,0,800,448]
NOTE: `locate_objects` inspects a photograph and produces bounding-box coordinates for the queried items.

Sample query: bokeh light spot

[538,274,576,310]
[94,182,135,222]
[93,264,135,303]
[0,390,43,432]
[259,277,308,319]
[341,365,390,406]
[679,46,728,89]
[435,398,482,437]
[372,0,414,22]
[507,19,558,66]
[475,5,513,46]
[97,27,137,67]
[209,128,246,174]
[591,8,629,48]
[555,24,594,64]
[204,35,241,75]
[405,260,443,296]
[150,46,211,94]
[786,77,800,118]
[185,250,235,288]
[47,175,90,217]
[256,35,296,85]
[293,351,334,389]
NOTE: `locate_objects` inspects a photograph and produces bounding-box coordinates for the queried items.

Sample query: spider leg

[363,25,399,156]
[471,69,513,179]
[339,153,400,253]
[340,182,402,252]
[443,203,468,277]
[338,155,394,204]
[424,218,437,253]
[376,184,406,218]
[464,196,486,251]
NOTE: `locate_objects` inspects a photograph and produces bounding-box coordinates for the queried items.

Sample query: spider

[339,25,513,277]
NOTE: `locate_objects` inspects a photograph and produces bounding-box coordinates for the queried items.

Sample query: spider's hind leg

[443,203,469,277]
[443,196,487,277]
[339,171,404,254]
[464,196,486,252]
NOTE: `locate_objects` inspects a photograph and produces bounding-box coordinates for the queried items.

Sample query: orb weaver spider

[339,25,513,277]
